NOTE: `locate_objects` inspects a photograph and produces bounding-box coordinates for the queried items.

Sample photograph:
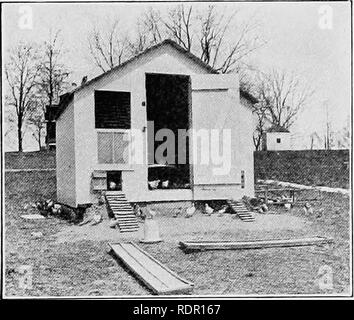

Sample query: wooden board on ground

[109,242,194,295]
[21,214,45,220]
[179,236,333,252]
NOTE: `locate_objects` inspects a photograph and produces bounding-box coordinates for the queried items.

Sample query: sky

[1,1,351,151]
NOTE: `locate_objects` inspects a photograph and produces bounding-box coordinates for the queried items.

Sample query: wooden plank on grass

[109,242,194,295]
[179,236,333,252]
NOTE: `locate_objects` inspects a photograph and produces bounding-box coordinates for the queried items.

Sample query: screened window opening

[95,91,131,129]
[97,132,130,164]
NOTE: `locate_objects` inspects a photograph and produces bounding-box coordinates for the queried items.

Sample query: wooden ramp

[227,200,255,222]
[179,236,333,252]
[109,242,194,295]
[105,192,139,232]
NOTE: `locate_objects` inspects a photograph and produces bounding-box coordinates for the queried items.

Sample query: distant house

[44,104,60,150]
[262,125,291,151]
[54,39,257,207]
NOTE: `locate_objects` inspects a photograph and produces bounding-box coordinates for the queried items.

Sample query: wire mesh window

[97,131,130,164]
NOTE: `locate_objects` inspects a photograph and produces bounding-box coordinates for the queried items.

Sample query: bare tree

[27,29,70,151]
[4,43,40,152]
[338,116,350,149]
[142,8,164,46]
[131,5,265,74]
[88,19,128,72]
[197,5,265,73]
[27,96,46,150]
[163,5,193,51]
[37,29,70,109]
[255,70,314,130]
[128,22,150,56]
[129,9,164,55]
[252,105,268,151]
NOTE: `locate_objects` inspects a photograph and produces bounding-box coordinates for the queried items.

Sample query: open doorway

[107,171,122,191]
[146,73,191,190]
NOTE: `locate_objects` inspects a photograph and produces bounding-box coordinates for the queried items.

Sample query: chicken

[205,203,214,215]
[51,204,62,215]
[185,204,196,218]
[147,208,157,219]
[303,202,313,215]
[91,214,102,226]
[108,181,117,190]
[217,205,227,216]
[36,201,44,211]
[148,180,160,189]
[109,218,119,228]
[46,199,55,210]
[284,203,291,210]
[218,206,227,214]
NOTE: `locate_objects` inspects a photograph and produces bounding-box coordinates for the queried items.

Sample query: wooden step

[110,205,134,209]
[113,211,135,215]
[113,212,135,216]
[119,225,139,231]
[117,217,139,223]
[106,195,126,199]
[111,206,134,210]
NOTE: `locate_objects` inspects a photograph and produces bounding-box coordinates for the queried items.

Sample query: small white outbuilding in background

[263,125,291,151]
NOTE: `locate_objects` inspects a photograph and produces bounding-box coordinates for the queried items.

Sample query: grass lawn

[4,171,351,297]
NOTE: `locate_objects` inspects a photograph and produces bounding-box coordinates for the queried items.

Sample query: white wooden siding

[56,100,76,206]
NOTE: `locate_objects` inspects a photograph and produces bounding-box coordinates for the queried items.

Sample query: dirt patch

[4,171,351,296]
[54,211,307,244]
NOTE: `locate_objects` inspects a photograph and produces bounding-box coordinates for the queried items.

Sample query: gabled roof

[56,39,257,120]
[267,125,290,133]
